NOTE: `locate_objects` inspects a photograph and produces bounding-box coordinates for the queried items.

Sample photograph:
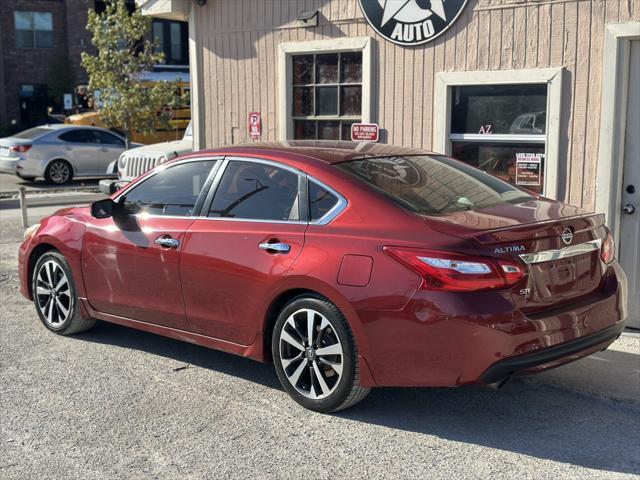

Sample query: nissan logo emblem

[561,228,574,245]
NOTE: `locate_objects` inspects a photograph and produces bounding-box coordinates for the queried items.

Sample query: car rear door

[57,129,100,175]
[93,130,126,174]
[180,157,307,345]
[82,158,220,329]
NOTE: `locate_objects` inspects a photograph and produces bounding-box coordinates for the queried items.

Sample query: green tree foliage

[81,0,176,147]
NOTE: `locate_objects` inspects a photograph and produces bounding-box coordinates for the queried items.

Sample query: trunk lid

[423,198,608,314]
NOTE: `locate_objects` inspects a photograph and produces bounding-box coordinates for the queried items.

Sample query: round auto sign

[358,0,469,46]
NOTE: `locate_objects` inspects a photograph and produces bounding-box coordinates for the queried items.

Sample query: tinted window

[93,130,125,147]
[209,161,300,221]
[13,127,51,139]
[451,143,546,195]
[338,155,533,215]
[122,161,216,217]
[451,84,547,135]
[309,181,338,221]
[59,129,96,144]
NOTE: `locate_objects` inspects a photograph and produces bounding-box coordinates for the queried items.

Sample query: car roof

[190,141,434,165]
[31,124,117,133]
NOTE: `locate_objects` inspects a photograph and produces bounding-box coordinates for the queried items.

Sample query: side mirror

[91,198,117,219]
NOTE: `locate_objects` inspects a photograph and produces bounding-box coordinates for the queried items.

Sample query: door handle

[623,204,635,215]
[258,241,291,253]
[155,235,180,248]
[99,147,109,152]
[64,146,72,151]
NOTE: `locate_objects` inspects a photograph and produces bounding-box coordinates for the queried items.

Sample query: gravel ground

[1,220,639,479]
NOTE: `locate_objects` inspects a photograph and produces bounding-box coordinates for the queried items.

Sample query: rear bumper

[0,157,18,174]
[357,263,627,387]
[478,321,624,383]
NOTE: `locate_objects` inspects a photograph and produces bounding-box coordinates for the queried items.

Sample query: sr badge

[358,0,469,46]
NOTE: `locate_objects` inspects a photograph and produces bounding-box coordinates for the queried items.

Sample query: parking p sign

[248,112,261,139]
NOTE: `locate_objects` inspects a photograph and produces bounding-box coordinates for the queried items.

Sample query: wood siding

[196,0,640,210]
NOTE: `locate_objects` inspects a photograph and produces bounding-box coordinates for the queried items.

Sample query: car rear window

[337,155,534,215]
[12,127,51,139]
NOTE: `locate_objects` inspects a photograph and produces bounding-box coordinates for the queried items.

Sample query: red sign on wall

[248,112,261,139]
[351,123,379,142]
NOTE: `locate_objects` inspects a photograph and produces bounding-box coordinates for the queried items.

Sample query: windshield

[337,155,534,215]
[12,127,51,140]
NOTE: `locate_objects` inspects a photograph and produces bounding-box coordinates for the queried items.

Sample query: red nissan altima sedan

[18,142,628,412]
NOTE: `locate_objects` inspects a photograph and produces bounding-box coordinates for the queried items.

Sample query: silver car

[0,125,134,184]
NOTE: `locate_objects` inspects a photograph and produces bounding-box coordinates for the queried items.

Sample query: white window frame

[433,68,563,199]
[278,37,373,141]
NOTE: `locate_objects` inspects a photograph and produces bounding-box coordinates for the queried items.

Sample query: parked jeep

[99,122,193,194]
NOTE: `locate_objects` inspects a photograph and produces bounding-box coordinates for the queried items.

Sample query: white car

[0,125,138,184]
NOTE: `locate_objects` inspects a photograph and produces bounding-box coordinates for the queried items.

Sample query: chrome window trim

[307,177,348,226]
[112,154,348,226]
[197,217,308,226]
[204,155,348,226]
[113,156,225,201]
[223,155,307,176]
[518,239,602,264]
[129,213,308,225]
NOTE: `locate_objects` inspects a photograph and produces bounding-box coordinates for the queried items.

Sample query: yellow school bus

[66,74,190,145]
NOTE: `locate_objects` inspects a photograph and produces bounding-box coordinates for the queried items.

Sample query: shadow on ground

[79,320,640,476]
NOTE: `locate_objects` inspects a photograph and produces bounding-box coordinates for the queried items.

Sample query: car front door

[82,158,220,329]
[180,157,307,345]
[92,130,126,174]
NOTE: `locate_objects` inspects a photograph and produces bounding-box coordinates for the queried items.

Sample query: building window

[433,68,563,199]
[15,11,53,48]
[291,52,363,140]
[449,84,547,194]
[152,20,188,65]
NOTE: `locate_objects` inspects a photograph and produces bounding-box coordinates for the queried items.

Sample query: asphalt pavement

[1,210,639,479]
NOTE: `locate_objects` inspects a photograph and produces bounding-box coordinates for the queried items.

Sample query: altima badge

[494,245,526,254]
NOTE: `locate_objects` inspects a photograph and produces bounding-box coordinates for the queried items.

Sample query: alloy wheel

[49,162,71,184]
[279,308,344,400]
[35,260,72,327]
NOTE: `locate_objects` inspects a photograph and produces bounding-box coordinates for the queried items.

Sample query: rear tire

[45,159,72,185]
[32,251,95,335]
[272,294,370,413]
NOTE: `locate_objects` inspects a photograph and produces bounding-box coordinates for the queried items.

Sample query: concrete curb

[0,193,106,210]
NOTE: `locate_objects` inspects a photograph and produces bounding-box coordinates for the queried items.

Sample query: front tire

[45,159,72,184]
[272,295,370,413]
[32,251,95,335]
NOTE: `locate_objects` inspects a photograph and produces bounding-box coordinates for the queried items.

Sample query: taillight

[601,232,615,264]
[383,247,525,292]
[9,145,32,153]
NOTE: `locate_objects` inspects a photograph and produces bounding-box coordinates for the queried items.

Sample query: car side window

[93,131,125,147]
[308,181,339,222]
[121,160,216,217]
[209,161,300,221]
[59,129,95,144]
